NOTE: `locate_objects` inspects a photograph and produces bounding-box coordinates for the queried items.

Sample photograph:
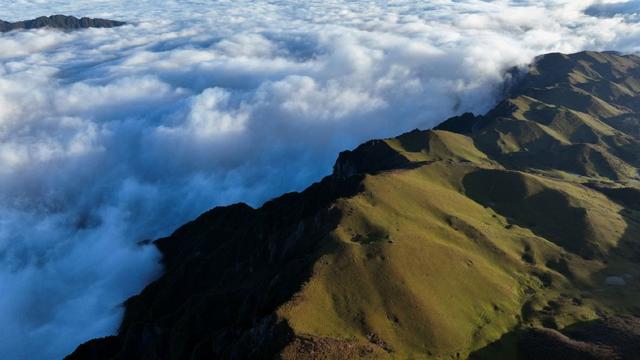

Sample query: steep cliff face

[0,15,125,32]
[68,51,640,359]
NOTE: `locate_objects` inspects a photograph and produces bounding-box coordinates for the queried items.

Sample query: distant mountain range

[0,15,125,32]
[67,51,640,359]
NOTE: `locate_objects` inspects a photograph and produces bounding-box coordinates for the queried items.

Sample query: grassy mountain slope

[68,51,640,359]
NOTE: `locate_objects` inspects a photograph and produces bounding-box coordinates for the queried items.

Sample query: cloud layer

[1,1,640,359]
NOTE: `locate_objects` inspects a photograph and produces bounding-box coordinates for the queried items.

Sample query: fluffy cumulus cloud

[1,0,640,358]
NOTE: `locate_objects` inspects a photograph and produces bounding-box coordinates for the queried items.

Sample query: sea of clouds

[0,0,639,358]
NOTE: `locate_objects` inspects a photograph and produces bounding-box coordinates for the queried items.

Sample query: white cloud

[169,87,249,137]
[0,1,639,359]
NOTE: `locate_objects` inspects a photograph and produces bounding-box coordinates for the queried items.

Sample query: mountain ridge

[0,15,125,32]
[68,50,640,359]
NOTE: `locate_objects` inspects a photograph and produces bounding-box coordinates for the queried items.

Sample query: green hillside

[68,51,640,360]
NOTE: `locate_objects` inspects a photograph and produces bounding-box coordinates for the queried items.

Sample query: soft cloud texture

[587,0,640,17]
[1,1,640,359]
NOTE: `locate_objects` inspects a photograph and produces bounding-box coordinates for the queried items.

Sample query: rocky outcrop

[332,140,411,179]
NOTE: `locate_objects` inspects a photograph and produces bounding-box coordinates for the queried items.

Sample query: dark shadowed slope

[0,15,125,32]
[68,51,640,359]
